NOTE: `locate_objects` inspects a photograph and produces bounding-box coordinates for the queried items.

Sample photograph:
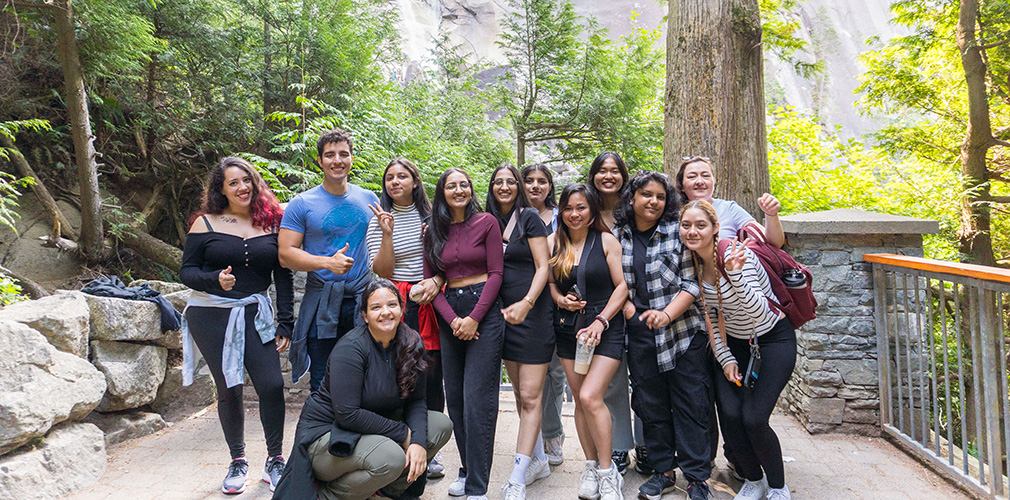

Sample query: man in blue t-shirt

[279,128,379,391]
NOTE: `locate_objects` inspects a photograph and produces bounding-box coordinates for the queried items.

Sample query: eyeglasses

[492,178,518,187]
[681,156,710,162]
[445,181,471,191]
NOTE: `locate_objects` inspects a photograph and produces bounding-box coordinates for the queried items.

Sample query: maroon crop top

[423,213,503,323]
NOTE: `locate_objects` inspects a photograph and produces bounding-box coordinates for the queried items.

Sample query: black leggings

[403,293,445,412]
[714,318,796,489]
[187,304,286,459]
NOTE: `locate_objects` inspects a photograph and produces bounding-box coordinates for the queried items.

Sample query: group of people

[178,127,797,500]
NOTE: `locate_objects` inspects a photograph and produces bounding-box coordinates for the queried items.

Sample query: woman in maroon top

[422,168,505,499]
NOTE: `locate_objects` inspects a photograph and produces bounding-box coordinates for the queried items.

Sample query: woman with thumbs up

[181,156,295,495]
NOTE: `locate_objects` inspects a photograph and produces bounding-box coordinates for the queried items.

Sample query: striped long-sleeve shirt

[703,247,784,368]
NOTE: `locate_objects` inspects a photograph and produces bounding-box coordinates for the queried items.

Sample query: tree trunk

[665,0,769,218]
[517,135,526,167]
[0,136,79,241]
[52,0,107,262]
[955,0,996,266]
[120,226,183,272]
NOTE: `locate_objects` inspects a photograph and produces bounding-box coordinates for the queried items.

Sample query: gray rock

[90,341,167,412]
[807,370,843,387]
[151,364,216,421]
[84,294,162,342]
[842,407,879,424]
[83,410,166,446]
[0,321,106,455]
[806,397,846,424]
[0,292,90,358]
[0,422,105,500]
[820,250,851,266]
[162,289,191,315]
[127,279,189,295]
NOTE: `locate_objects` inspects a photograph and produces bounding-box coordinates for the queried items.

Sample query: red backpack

[716,222,817,329]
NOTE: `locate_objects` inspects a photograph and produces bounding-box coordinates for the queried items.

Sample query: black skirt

[500,282,555,364]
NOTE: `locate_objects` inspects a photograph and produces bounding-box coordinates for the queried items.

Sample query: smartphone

[568,284,583,302]
[744,344,762,389]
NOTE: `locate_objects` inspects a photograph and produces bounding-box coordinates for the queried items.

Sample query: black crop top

[180,223,295,338]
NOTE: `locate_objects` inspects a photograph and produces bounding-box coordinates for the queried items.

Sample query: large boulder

[84,294,162,342]
[83,410,166,446]
[0,292,90,358]
[151,363,216,421]
[0,321,106,455]
[89,340,167,412]
[0,422,105,500]
[127,279,189,296]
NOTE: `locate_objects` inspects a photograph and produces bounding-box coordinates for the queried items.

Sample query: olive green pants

[309,411,453,500]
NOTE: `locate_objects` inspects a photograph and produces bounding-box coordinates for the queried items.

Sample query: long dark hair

[195,157,283,230]
[380,158,431,219]
[423,168,481,274]
[585,151,629,200]
[613,170,681,228]
[520,163,557,209]
[550,183,604,280]
[359,278,428,398]
[485,164,530,226]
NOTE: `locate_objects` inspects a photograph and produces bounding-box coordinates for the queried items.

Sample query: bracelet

[523,296,535,306]
[661,311,672,323]
[594,314,610,330]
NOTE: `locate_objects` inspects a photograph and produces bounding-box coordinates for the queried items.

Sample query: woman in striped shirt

[679,199,796,500]
[366,158,447,481]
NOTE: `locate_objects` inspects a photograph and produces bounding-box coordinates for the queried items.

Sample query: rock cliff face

[392,0,901,138]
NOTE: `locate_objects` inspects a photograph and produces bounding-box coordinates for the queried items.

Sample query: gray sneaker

[544,435,564,465]
[427,451,445,479]
[222,458,248,494]
[262,455,285,492]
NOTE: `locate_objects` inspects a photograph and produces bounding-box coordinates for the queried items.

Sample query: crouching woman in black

[273,279,453,500]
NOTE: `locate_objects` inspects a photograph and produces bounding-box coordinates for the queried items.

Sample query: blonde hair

[680,200,727,355]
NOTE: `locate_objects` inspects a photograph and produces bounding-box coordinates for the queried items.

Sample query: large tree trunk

[955,0,997,266]
[52,0,107,262]
[664,0,769,218]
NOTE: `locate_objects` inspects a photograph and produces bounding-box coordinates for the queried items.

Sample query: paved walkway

[69,397,966,500]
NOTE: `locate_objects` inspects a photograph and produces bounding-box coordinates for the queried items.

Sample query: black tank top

[556,230,613,304]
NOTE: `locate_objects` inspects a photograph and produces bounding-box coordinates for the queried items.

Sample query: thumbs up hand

[326,243,355,274]
[218,265,236,291]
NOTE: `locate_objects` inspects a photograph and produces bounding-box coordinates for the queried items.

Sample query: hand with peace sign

[723,237,753,273]
[368,202,395,236]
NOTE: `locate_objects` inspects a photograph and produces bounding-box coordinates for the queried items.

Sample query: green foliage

[0,120,47,234]
[758,0,823,78]
[767,106,960,260]
[0,273,28,307]
[855,0,1010,263]
[491,0,665,169]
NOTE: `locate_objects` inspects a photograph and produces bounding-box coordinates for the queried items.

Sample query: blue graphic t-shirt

[280,184,379,286]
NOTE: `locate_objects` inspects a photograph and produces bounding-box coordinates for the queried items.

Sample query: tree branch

[981,195,1010,203]
[979,38,1010,50]
[0,136,79,240]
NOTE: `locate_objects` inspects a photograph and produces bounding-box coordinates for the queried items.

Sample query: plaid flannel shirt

[615,220,705,372]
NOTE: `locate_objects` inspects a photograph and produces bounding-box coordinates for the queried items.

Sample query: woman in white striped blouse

[679,199,796,500]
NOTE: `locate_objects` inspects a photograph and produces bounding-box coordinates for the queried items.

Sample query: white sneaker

[524,456,551,486]
[597,463,624,500]
[766,486,791,500]
[466,496,488,500]
[427,451,445,479]
[734,477,768,500]
[502,480,526,500]
[544,435,564,465]
[578,460,600,500]
[448,476,466,496]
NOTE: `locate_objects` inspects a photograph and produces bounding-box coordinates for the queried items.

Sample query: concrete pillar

[778,209,938,435]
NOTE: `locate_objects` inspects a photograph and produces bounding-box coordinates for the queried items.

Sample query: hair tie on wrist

[661,311,672,323]
[595,314,610,330]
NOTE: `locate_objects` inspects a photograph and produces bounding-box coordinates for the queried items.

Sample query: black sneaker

[686,480,710,500]
[612,450,629,475]
[222,458,249,494]
[262,455,285,491]
[633,445,654,475]
[637,472,675,500]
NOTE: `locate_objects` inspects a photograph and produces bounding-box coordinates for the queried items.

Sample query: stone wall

[0,283,214,499]
[779,209,937,435]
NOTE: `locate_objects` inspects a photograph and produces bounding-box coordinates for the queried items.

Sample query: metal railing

[867,254,1010,499]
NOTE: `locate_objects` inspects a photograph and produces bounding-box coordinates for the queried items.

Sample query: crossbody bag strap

[573,230,597,331]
